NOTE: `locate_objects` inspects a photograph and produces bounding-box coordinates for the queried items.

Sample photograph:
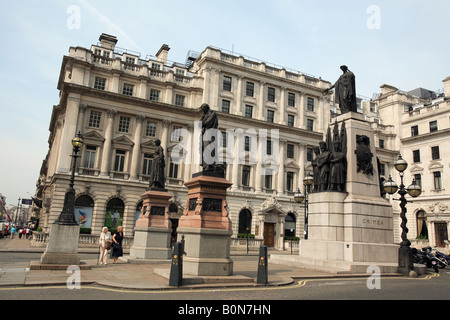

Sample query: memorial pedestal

[40,223,81,266]
[177,174,233,276]
[271,113,399,274]
[129,189,173,260]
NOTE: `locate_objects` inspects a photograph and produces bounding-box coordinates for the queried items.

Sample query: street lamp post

[55,132,84,225]
[294,174,313,240]
[383,154,421,276]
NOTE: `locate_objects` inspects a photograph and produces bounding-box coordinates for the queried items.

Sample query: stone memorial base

[177,173,233,276]
[40,223,81,266]
[129,189,172,260]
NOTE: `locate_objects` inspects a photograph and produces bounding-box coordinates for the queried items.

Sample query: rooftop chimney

[99,33,118,50]
[156,44,170,65]
[443,76,450,98]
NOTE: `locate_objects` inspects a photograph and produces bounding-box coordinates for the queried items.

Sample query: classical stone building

[34,34,337,249]
[372,79,450,249]
[33,33,449,250]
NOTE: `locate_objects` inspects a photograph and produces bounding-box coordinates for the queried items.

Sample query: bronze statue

[329,141,346,192]
[324,65,357,114]
[316,141,331,192]
[149,139,166,189]
[311,146,321,192]
[199,103,225,177]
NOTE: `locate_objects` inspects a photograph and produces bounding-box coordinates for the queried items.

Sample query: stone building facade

[33,33,449,250]
[34,34,337,250]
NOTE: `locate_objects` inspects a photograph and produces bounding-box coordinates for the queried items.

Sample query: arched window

[74,195,94,229]
[238,209,252,234]
[416,210,428,239]
[285,212,296,237]
[105,198,124,233]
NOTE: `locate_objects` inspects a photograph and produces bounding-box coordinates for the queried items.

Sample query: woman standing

[111,226,124,264]
[98,227,112,265]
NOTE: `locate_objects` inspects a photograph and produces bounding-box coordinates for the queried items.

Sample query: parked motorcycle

[432,248,450,269]
[412,247,439,273]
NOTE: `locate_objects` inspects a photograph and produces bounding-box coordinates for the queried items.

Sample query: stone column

[258,81,265,120]
[279,87,286,125]
[130,115,144,180]
[99,109,115,177]
[277,139,286,196]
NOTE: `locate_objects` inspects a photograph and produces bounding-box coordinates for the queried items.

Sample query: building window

[379,163,386,176]
[118,116,131,133]
[245,105,253,118]
[244,136,251,151]
[288,93,295,107]
[285,213,296,237]
[94,77,106,90]
[287,144,294,159]
[267,140,272,155]
[169,161,179,179]
[268,87,276,102]
[171,126,182,142]
[114,150,126,172]
[307,119,314,131]
[267,110,275,123]
[84,146,96,169]
[242,166,251,187]
[142,154,153,176]
[433,171,442,190]
[221,131,227,148]
[238,209,252,234]
[429,120,438,133]
[307,147,314,162]
[149,89,160,102]
[286,172,294,191]
[145,121,157,137]
[265,171,273,189]
[413,150,421,163]
[221,100,230,113]
[122,83,134,96]
[307,97,315,111]
[431,146,440,160]
[223,76,232,91]
[287,114,295,127]
[416,210,428,239]
[175,95,185,107]
[379,139,385,149]
[88,111,102,128]
[414,174,422,187]
[411,125,419,137]
[246,82,254,97]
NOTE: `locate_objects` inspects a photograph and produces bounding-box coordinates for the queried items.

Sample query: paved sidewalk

[0,237,363,290]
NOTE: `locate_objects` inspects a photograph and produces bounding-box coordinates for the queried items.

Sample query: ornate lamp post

[383,154,421,275]
[55,132,84,225]
[294,174,314,240]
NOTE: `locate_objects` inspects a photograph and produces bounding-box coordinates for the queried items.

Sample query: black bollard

[169,242,183,287]
[257,245,268,285]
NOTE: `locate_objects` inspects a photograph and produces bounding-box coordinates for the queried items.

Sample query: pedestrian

[22,228,27,239]
[26,228,31,239]
[111,226,124,264]
[18,228,23,239]
[10,226,15,239]
[98,227,112,265]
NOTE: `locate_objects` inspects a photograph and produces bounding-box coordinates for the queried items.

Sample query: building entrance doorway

[264,223,275,247]
[435,222,448,247]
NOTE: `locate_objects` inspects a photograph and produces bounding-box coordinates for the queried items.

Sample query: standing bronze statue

[149,139,166,189]
[316,141,332,192]
[324,65,357,114]
[199,103,225,177]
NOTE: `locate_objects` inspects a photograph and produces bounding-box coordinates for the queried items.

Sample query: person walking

[111,226,124,264]
[10,226,15,239]
[98,227,112,265]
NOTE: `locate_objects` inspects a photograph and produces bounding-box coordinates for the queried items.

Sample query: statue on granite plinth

[149,139,166,190]
[324,65,357,114]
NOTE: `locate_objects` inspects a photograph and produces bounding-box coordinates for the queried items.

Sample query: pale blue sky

[0,0,449,206]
